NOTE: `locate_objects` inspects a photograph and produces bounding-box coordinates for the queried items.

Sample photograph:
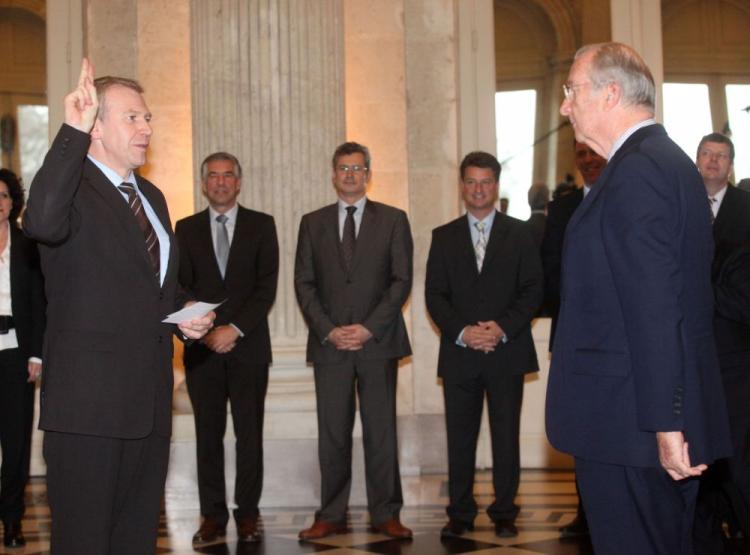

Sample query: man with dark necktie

[295,142,413,540]
[176,152,279,545]
[23,58,213,554]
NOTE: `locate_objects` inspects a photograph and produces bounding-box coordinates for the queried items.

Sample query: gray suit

[294,199,412,524]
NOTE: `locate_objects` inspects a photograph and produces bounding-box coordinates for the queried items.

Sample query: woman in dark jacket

[0,168,45,547]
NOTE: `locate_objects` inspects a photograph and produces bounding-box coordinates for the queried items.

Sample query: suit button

[157,336,163,344]
[159,292,164,300]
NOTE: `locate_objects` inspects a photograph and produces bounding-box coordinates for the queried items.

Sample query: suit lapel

[196,209,223,280]
[714,185,738,240]
[481,210,508,272]
[456,215,480,277]
[84,163,154,277]
[350,201,377,274]
[136,176,176,290]
[322,204,347,273]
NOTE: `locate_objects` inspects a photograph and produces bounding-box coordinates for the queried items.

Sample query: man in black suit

[23,58,213,554]
[176,152,279,545]
[693,133,750,552]
[540,140,605,538]
[295,142,413,540]
[425,151,543,539]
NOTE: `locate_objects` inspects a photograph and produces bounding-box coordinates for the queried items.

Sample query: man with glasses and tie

[693,133,750,552]
[175,152,279,545]
[425,151,543,539]
[23,58,214,554]
[295,142,414,540]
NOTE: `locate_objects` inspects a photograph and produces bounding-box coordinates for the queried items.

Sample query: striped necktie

[118,183,160,282]
[474,220,487,272]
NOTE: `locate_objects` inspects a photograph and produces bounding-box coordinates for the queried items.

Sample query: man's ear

[604,82,621,110]
[90,117,102,140]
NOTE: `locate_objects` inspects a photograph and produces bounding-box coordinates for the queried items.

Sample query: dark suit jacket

[176,205,279,366]
[8,224,45,360]
[540,188,584,350]
[711,185,750,371]
[546,124,732,468]
[23,124,182,439]
[294,199,412,364]
[526,212,546,249]
[425,212,542,382]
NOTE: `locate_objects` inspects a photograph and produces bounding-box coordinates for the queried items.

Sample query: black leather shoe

[494,518,518,538]
[440,519,474,538]
[3,521,26,548]
[559,514,589,538]
[192,517,226,544]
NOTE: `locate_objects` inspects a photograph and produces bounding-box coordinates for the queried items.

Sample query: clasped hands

[327,324,373,351]
[463,321,504,354]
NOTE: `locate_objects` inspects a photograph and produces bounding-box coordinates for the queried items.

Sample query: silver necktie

[215,213,229,277]
[474,221,487,272]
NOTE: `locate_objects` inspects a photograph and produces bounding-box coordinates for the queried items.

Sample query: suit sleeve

[603,154,684,432]
[361,210,413,341]
[23,124,89,245]
[294,215,336,343]
[28,239,46,358]
[425,228,465,341]
[496,226,544,338]
[229,215,279,335]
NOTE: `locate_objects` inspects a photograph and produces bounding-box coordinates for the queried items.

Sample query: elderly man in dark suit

[23,58,213,554]
[176,152,279,545]
[425,151,542,539]
[294,142,413,540]
[545,42,732,554]
[540,140,605,539]
[693,133,750,552]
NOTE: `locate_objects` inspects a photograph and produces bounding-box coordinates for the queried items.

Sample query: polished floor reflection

[1,470,594,554]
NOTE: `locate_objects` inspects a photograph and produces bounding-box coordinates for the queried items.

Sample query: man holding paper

[23,58,213,554]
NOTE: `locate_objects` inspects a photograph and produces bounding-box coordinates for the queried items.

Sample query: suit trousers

[576,456,699,555]
[443,371,523,524]
[186,354,268,524]
[43,429,170,555]
[0,348,34,525]
[313,357,403,525]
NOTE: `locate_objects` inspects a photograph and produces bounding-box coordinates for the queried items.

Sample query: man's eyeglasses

[337,164,367,174]
[562,81,590,100]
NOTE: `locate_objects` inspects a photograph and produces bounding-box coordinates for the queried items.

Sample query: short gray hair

[200,152,243,181]
[577,42,655,112]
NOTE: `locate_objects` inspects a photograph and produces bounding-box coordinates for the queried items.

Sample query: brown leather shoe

[298,519,348,540]
[372,518,413,539]
[192,517,226,544]
[237,516,262,543]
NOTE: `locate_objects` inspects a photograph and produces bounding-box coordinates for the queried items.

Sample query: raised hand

[64,58,99,133]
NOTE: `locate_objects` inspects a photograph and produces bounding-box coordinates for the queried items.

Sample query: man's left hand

[203,325,240,354]
[656,430,707,480]
[178,310,216,340]
[339,324,373,350]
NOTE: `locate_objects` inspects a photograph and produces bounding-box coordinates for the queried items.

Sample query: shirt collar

[467,210,496,229]
[87,155,136,187]
[209,203,239,223]
[338,196,367,213]
[609,119,657,160]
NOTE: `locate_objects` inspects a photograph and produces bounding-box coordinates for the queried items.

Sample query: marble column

[190,0,345,410]
[610,0,664,121]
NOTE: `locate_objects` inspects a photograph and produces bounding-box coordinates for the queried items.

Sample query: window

[726,85,750,181]
[663,83,712,159]
[17,105,49,190]
[495,90,536,220]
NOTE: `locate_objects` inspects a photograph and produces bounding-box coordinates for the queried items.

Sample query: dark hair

[94,76,145,120]
[697,132,734,162]
[0,168,25,225]
[460,151,501,182]
[332,142,371,171]
[200,152,243,181]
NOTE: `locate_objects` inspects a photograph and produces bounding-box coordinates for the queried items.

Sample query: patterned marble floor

[1,470,594,554]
